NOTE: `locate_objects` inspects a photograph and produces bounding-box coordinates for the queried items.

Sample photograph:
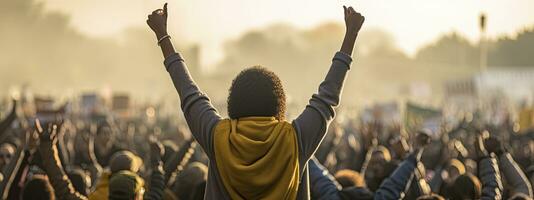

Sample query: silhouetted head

[443,159,465,184]
[109,151,143,173]
[335,169,365,188]
[109,170,145,200]
[67,168,91,196]
[451,173,481,200]
[22,175,55,200]
[0,143,15,169]
[228,66,286,120]
[172,162,208,200]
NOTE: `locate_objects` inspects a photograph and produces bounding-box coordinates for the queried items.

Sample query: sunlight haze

[39,0,534,66]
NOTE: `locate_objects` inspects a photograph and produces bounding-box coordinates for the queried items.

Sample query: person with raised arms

[146,3,364,199]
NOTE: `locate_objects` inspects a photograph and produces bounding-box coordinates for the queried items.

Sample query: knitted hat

[109,151,142,173]
[108,170,144,200]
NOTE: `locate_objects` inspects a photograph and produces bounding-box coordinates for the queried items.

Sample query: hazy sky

[39,0,534,65]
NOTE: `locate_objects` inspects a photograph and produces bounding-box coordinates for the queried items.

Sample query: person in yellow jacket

[147,3,365,199]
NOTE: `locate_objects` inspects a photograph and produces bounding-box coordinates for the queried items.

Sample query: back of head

[108,170,144,200]
[67,168,91,196]
[109,150,142,173]
[444,159,466,183]
[22,175,55,200]
[335,169,365,188]
[173,162,208,200]
[373,146,392,163]
[451,173,481,200]
[228,66,286,120]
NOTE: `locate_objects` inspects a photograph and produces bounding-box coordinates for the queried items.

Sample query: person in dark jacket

[374,133,431,200]
[308,157,373,200]
[484,136,533,199]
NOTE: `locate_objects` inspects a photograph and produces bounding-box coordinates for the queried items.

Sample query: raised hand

[340,6,365,55]
[414,130,431,151]
[149,135,165,168]
[147,3,169,39]
[474,134,489,161]
[35,119,59,147]
[343,6,365,35]
[484,136,504,156]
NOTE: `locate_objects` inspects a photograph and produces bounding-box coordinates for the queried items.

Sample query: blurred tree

[415,33,479,66]
[489,28,534,66]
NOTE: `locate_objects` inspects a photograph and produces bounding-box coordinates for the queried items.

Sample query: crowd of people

[0,3,533,200]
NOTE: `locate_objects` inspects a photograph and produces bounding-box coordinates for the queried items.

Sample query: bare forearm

[340,32,358,56]
[157,35,176,59]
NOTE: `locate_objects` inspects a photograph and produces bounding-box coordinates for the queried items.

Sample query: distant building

[445,67,534,110]
[476,67,534,101]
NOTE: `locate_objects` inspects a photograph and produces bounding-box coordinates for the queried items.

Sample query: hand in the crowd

[414,131,431,151]
[391,136,410,159]
[484,136,504,156]
[35,119,59,148]
[10,99,17,111]
[343,6,365,35]
[474,134,489,161]
[147,3,169,38]
[25,129,40,152]
[149,135,165,167]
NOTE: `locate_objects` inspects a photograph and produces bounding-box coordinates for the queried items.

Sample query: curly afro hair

[227,66,286,120]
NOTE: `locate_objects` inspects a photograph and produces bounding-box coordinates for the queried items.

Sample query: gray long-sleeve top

[164,51,352,200]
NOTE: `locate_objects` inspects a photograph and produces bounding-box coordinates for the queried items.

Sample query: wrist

[155,31,168,39]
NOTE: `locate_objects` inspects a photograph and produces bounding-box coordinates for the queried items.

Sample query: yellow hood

[213,117,300,200]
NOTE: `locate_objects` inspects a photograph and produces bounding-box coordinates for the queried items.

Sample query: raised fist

[484,136,504,156]
[149,135,164,167]
[343,6,365,35]
[147,3,168,38]
[414,130,431,150]
[474,135,489,160]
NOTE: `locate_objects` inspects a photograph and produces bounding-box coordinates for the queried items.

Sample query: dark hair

[172,162,208,200]
[227,66,286,120]
[335,169,365,188]
[451,173,481,200]
[22,175,55,200]
[67,169,90,196]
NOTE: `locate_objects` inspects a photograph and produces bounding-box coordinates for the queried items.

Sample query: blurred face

[0,144,15,169]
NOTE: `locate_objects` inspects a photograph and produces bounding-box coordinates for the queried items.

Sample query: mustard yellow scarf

[213,117,300,200]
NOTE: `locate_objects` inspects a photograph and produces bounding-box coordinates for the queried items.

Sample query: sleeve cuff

[163,53,185,71]
[332,51,353,69]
